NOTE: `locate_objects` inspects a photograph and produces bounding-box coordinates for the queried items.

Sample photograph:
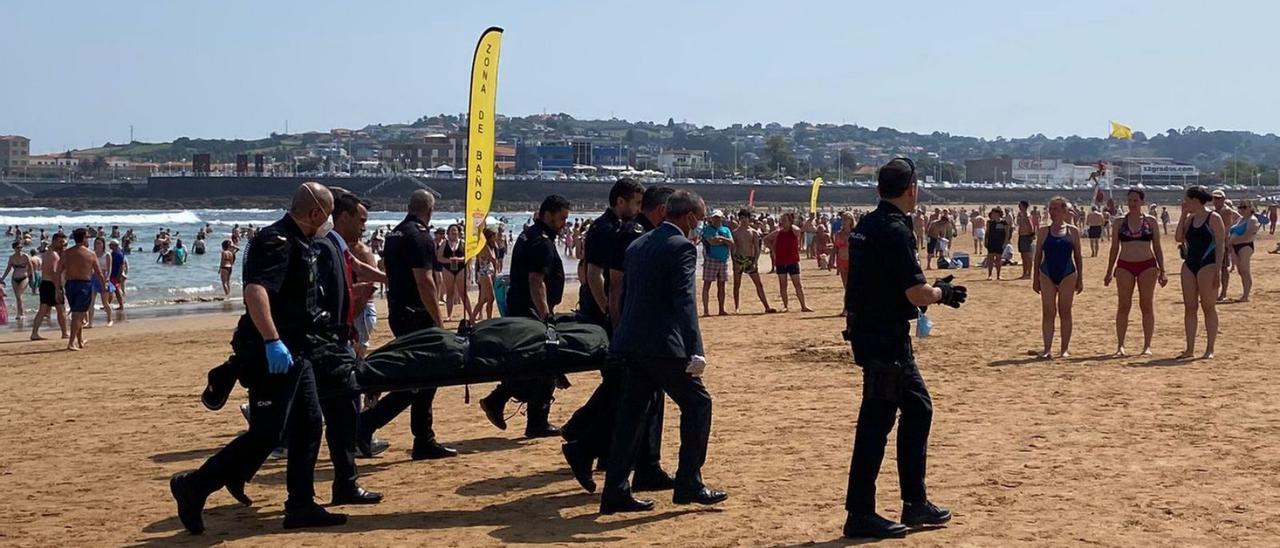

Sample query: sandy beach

[2,228,1279,546]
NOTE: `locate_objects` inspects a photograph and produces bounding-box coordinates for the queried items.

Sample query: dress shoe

[226,480,253,506]
[169,472,207,535]
[524,424,561,438]
[356,437,390,458]
[902,500,952,527]
[411,439,458,460]
[843,512,908,539]
[331,485,384,506]
[631,469,675,492]
[479,395,507,430]
[672,487,728,506]
[282,504,348,530]
[600,493,655,515]
[561,441,596,493]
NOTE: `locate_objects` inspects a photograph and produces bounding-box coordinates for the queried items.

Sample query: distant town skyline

[4,0,1278,154]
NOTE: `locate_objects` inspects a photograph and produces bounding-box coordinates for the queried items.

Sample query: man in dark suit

[599,189,728,514]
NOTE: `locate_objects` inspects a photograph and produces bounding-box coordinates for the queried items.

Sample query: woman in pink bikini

[1102,188,1168,356]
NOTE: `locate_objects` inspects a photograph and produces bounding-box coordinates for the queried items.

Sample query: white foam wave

[0,206,51,212]
[166,284,220,295]
[196,208,282,215]
[0,210,203,227]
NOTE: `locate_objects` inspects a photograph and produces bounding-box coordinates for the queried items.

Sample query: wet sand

[2,229,1279,546]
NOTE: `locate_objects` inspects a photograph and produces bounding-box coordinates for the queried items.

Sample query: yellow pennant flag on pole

[1109,120,1133,140]
[465,27,503,261]
[809,177,823,214]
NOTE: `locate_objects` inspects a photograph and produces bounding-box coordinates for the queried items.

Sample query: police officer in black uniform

[170,183,346,534]
[478,195,571,438]
[561,182,674,493]
[842,159,967,539]
[357,189,458,460]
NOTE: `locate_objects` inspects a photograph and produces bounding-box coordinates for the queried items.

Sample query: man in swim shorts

[731,210,776,314]
[62,228,106,351]
[31,232,68,341]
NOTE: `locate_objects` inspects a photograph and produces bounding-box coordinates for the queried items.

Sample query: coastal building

[0,135,30,176]
[1110,158,1200,187]
[380,133,466,171]
[517,141,632,173]
[657,149,709,176]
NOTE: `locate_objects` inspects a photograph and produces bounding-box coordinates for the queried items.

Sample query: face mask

[314,218,334,239]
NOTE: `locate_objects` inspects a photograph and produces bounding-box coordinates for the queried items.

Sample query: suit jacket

[611,221,703,359]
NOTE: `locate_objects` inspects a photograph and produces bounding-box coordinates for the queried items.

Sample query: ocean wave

[165,284,221,295]
[0,206,51,212]
[204,219,274,227]
[196,208,282,215]
[0,210,203,227]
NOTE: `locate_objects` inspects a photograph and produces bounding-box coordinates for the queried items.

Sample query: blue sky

[3,0,1276,153]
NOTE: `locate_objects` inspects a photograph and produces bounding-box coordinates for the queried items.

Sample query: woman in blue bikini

[1175,186,1226,359]
[1032,197,1084,359]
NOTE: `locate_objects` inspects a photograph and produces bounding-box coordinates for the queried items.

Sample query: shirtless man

[811,224,834,270]
[731,210,776,313]
[971,210,987,254]
[62,228,106,350]
[1016,200,1038,279]
[1086,207,1105,257]
[913,208,928,258]
[925,214,953,270]
[31,233,68,340]
[1212,190,1239,302]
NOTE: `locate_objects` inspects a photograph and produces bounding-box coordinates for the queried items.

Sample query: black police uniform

[186,215,325,511]
[358,214,442,452]
[485,219,563,434]
[561,212,665,472]
[844,200,934,515]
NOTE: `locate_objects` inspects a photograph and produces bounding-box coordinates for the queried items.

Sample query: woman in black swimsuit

[1174,186,1226,359]
[437,224,473,322]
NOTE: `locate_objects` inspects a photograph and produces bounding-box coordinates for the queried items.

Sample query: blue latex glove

[265,340,293,375]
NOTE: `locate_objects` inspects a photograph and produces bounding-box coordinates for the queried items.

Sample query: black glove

[933,275,967,308]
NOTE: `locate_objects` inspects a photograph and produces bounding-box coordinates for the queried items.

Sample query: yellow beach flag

[1109,120,1133,140]
[465,27,503,261]
[809,177,823,213]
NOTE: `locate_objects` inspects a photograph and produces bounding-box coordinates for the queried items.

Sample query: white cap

[710,209,724,218]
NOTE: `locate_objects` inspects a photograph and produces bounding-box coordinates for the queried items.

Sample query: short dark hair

[72,228,88,244]
[222,240,231,250]
[641,185,675,213]
[608,178,645,208]
[1186,186,1212,204]
[1019,200,1030,209]
[1127,187,1145,201]
[737,208,752,218]
[332,188,368,219]
[877,158,915,199]
[539,194,571,216]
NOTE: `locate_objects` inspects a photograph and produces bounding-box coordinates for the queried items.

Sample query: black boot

[169,472,207,535]
[902,500,952,527]
[411,439,458,460]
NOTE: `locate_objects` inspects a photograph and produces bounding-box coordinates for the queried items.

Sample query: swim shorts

[703,259,728,282]
[1087,226,1103,239]
[776,263,800,276]
[732,254,758,275]
[38,280,61,306]
[355,305,377,346]
[1018,234,1035,253]
[974,228,986,242]
[65,279,93,313]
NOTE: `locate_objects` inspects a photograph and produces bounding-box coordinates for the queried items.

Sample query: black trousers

[845,364,933,514]
[359,308,438,443]
[320,391,360,490]
[603,357,711,497]
[561,364,664,472]
[190,360,323,510]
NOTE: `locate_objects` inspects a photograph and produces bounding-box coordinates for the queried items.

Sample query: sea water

[0,207,583,316]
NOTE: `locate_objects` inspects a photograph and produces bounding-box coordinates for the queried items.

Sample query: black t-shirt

[383,214,436,325]
[235,215,320,345]
[845,201,926,331]
[507,220,564,319]
[578,208,624,317]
